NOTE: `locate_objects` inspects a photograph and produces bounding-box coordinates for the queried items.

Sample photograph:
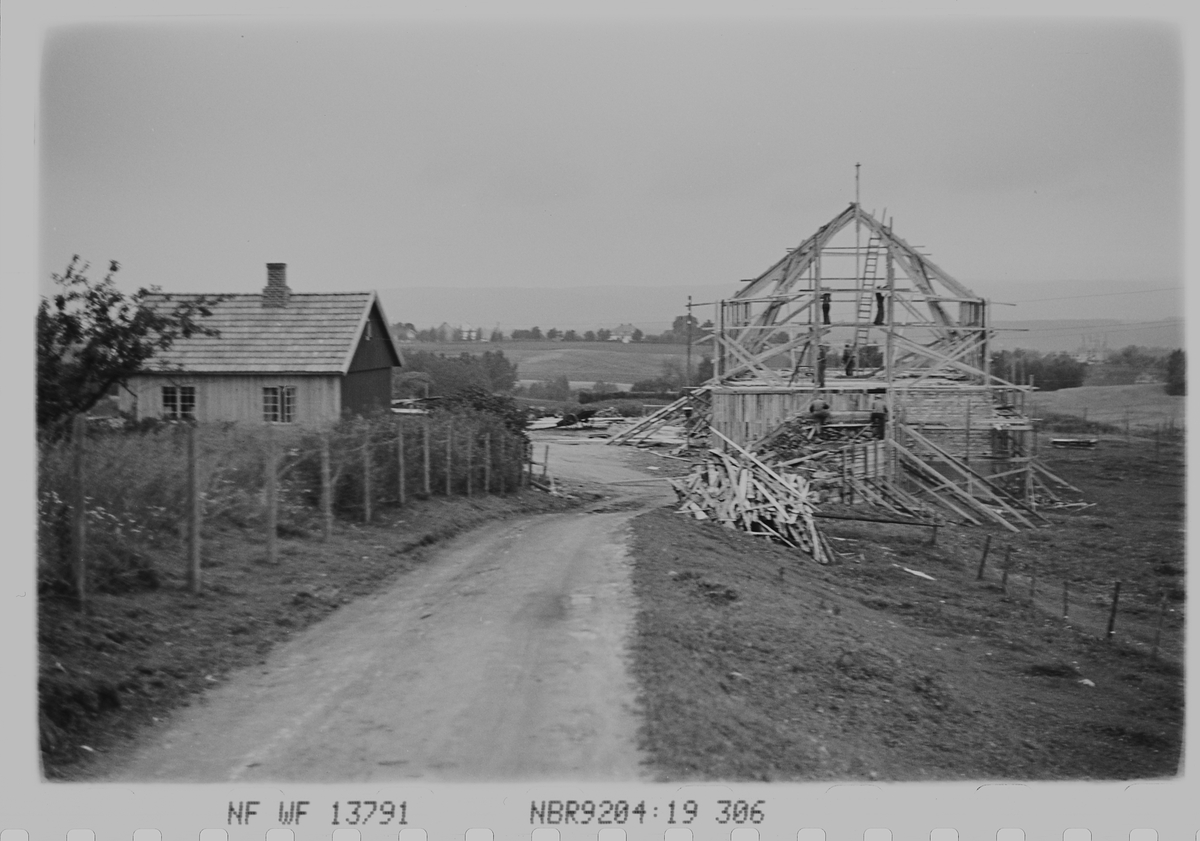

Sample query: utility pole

[686,295,693,387]
[855,163,861,281]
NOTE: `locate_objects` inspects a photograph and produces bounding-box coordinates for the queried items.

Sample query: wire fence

[38,410,530,610]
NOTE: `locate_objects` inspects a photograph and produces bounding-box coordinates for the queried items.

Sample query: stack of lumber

[670,448,834,564]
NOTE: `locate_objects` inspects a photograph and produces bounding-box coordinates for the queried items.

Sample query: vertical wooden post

[70,414,88,613]
[975,535,991,580]
[396,420,406,505]
[542,444,550,479]
[1106,581,1121,641]
[466,426,474,497]
[1151,594,1167,660]
[265,424,278,565]
[1062,580,1069,620]
[964,402,972,498]
[186,425,201,594]
[526,440,534,487]
[484,432,493,494]
[445,418,453,496]
[361,422,372,523]
[423,417,432,497]
[320,432,332,541]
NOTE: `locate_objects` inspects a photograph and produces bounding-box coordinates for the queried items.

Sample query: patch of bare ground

[627,434,1183,781]
[38,490,581,780]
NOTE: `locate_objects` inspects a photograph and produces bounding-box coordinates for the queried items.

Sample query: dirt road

[101,435,675,782]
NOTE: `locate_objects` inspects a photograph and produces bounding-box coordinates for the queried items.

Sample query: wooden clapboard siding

[120,374,341,427]
[341,368,392,417]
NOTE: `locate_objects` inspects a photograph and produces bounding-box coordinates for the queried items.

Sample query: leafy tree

[631,328,644,343]
[393,349,519,397]
[479,349,519,391]
[596,328,612,341]
[563,330,579,342]
[1165,349,1185,396]
[527,375,572,401]
[442,385,528,435]
[696,355,715,383]
[546,327,562,341]
[989,349,1085,392]
[583,330,597,342]
[489,328,505,342]
[671,313,699,341]
[37,257,225,434]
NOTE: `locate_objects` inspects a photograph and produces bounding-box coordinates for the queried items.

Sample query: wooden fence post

[320,432,332,541]
[70,414,88,613]
[466,425,474,497]
[484,432,493,494]
[1062,580,1069,620]
[423,417,432,497]
[265,424,279,564]
[542,444,550,479]
[1106,581,1121,641]
[445,418,453,496]
[362,422,373,523]
[397,420,407,506]
[187,424,201,594]
[975,535,992,580]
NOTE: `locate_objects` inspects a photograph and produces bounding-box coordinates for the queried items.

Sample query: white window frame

[263,385,297,423]
[162,385,196,421]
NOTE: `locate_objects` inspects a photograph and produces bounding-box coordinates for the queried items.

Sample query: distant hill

[379,284,729,335]
[989,319,1183,354]
[402,340,693,387]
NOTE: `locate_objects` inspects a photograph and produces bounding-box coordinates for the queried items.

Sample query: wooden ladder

[851,233,883,350]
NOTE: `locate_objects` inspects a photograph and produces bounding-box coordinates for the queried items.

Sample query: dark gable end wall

[342,302,401,417]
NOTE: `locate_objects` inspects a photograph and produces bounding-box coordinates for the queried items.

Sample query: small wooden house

[118,263,403,427]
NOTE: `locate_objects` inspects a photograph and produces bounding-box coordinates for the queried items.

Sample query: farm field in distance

[402,340,694,388]
[1030,383,1184,431]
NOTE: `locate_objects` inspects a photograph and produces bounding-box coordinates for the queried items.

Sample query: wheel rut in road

[103,437,675,782]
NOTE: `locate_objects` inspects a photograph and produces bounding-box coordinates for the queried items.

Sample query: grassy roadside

[39,489,581,780]
[626,435,1184,781]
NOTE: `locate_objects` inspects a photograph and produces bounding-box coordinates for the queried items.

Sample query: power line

[1008,286,1182,304]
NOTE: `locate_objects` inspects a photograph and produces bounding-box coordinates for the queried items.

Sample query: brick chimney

[262,262,290,307]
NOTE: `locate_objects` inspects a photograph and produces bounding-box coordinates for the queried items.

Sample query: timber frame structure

[611,203,1079,530]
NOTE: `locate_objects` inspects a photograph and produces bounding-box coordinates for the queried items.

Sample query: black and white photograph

[6,1,1192,836]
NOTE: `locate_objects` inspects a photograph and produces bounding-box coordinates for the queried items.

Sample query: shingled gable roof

[142,291,402,375]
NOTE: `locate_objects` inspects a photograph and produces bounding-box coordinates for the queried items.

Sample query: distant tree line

[396,314,714,345]
[989,345,1185,395]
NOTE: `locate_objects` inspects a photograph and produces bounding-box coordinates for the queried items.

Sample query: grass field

[404,340,695,387]
[627,432,1184,780]
[1030,384,1184,431]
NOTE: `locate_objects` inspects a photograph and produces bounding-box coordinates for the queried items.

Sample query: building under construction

[612,202,1079,533]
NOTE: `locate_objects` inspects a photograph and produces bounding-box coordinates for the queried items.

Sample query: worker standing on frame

[874,291,886,325]
[870,393,889,438]
[821,293,831,324]
[843,343,856,377]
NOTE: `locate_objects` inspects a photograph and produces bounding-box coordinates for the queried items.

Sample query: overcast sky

[31,10,1186,329]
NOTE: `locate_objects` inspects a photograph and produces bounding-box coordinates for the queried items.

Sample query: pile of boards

[670,448,834,564]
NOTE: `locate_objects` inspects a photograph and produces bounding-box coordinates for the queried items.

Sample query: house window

[263,386,296,423]
[162,386,196,420]
[365,321,373,341]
